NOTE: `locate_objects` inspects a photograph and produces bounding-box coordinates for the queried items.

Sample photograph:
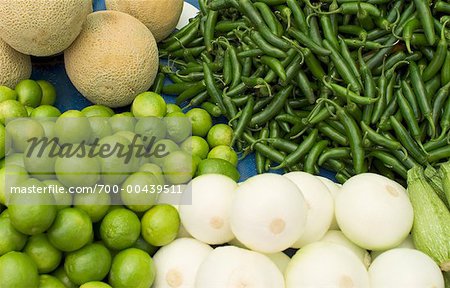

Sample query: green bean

[369,151,408,179]
[203,61,226,114]
[389,116,428,165]
[296,71,315,104]
[320,15,340,49]
[318,147,351,166]
[305,140,329,174]
[286,0,308,34]
[150,73,165,94]
[254,2,284,36]
[339,38,363,88]
[322,99,367,173]
[323,39,361,92]
[409,61,435,138]
[176,81,206,104]
[261,56,287,82]
[439,95,450,139]
[255,127,270,173]
[400,80,421,121]
[396,89,422,143]
[412,0,436,45]
[201,102,222,117]
[432,83,450,132]
[243,132,286,164]
[250,30,287,58]
[371,63,387,124]
[425,74,441,102]
[250,85,293,127]
[273,129,319,169]
[286,27,331,56]
[422,22,448,82]
[317,122,349,146]
[338,25,368,41]
[442,51,450,85]
[208,0,239,10]
[359,48,376,124]
[428,145,450,163]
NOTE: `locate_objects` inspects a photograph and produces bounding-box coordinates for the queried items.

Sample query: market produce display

[0,0,449,287]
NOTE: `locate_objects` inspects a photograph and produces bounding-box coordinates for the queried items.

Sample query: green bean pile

[155,0,450,185]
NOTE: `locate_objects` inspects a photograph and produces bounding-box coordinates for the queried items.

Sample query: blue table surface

[31,0,335,182]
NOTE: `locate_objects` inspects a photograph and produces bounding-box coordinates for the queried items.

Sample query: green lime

[0,99,28,125]
[196,158,240,181]
[54,110,92,144]
[162,150,196,184]
[134,117,167,146]
[80,281,112,288]
[39,275,66,288]
[112,131,144,169]
[5,153,25,167]
[120,172,159,212]
[186,108,213,137]
[96,134,135,185]
[132,236,158,256]
[109,113,136,133]
[206,123,234,148]
[40,120,56,138]
[0,165,28,205]
[8,178,57,235]
[47,207,93,252]
[0,251,39,288]
[42,180,72,210]
[180,136,210,160]
[24,233,62,273]
[0,210,27,256]
[36,80,57,106]
[207,145,238,166]
[0,86,18,102]
[109,248,156,288]
[64,243,111,285]
[138,163,165,185]
[148,139,179,167]
[30,105,61,118]
[26,106,34,116]
[55,154,100,188]
[6,118,45,152]
[132,92,167,118]
[74,191,111,223]
[0,124,10,159]
[164,112,191,143]
[52,266,78,288]
[88,117,113,144]
[100,208,141,250]
[24,142,57,181]
[166,103,182,114]
[15,79,42,108]
[82,105,115,118]
[141,204,180,246]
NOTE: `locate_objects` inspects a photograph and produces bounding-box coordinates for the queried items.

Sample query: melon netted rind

[0,39,31,88]
[0,0,92,57]
[64,11,159,108]
[105,0,184,42]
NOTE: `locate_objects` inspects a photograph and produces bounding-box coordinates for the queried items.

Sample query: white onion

[284,172,334,248]
[230,173,307,253]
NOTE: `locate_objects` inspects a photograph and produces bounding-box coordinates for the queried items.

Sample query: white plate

[177,1,199,29]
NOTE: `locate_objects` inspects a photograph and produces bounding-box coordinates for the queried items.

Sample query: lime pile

[0,81,240,287]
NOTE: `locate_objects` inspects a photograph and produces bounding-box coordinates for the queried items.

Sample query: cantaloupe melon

[105,0,184,42]
[64,11,159,108]
[0,39,31,88]
[0,0,92,57]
